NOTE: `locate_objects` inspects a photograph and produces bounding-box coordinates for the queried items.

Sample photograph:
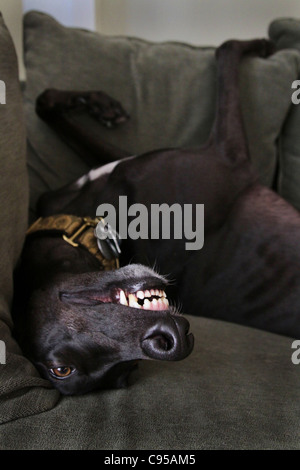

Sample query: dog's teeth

[120,288,169,311]
[119,289,128,306]
[143,299,151,310]
[158,298,167,310]
[128,293,141,309]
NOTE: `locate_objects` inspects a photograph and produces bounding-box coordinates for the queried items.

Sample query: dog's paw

[216,39,276,60]
[36,89,130,128]
[73,91,130,128]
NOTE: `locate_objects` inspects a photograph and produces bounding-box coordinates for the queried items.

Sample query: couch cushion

[23,11,300,219]
[0,13,60,424]
[1,315,300,450]
[269,19,300,211]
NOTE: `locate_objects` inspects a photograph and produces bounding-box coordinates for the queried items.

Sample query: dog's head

[21,264,194,394]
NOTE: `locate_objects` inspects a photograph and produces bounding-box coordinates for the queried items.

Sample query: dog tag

[95,220,121,260]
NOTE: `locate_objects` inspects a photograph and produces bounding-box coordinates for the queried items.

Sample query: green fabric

[24,11,300,220]
[0,13,60,424]
[269,19,300,211]
[269,18,300,50]
[1,316,300,450]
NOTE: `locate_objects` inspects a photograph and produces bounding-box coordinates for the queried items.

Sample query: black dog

[14,39,300,395]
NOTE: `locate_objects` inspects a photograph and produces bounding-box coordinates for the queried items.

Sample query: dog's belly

[178,185,300,337]
[183,240,300,338]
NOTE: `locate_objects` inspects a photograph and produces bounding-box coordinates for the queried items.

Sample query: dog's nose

[141,315,194,361]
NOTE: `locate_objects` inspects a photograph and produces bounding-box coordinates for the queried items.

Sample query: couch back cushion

[23,11,300,219]
[269,18,300,211]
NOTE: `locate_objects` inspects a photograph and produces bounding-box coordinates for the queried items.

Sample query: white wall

[0,0,96,79]
[0,0,24,79]
[23,0,95,30]
[97,0,300,46]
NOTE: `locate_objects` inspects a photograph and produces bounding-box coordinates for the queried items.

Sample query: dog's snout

[141,315,194,361]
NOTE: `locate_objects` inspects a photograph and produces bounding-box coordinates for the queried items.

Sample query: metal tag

[95,219,121,260]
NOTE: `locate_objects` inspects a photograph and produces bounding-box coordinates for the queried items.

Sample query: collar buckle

[62,217,97,247]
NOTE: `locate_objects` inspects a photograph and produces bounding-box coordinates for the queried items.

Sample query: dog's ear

[59,290,109,306]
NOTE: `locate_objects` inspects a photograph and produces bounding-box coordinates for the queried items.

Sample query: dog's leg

[36,89,131,165]
[211,39,274,164]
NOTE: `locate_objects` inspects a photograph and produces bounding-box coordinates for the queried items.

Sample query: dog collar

[26,214,120,270]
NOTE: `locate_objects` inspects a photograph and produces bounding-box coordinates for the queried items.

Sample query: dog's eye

[49,366,75,379]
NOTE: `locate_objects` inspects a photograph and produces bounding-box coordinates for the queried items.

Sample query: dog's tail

[211,39,275,165]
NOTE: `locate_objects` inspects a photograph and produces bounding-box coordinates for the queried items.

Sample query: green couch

[1,11,300,450]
